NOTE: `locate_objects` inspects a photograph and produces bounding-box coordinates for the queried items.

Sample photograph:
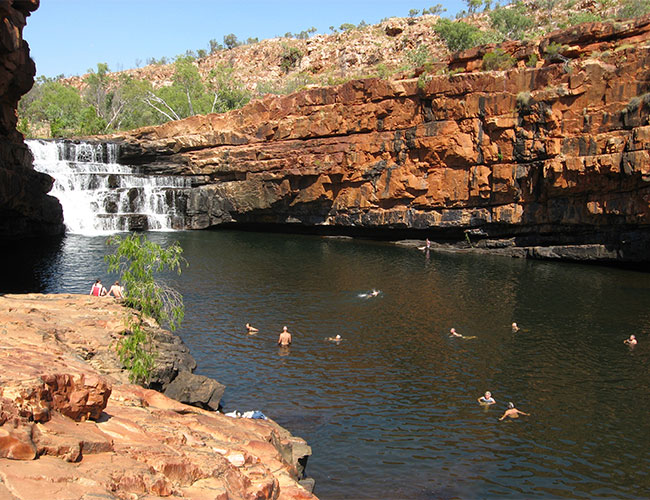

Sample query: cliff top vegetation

[18,0,650,138]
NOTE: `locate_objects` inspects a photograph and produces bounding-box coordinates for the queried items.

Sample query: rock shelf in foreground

[0,293,316,499]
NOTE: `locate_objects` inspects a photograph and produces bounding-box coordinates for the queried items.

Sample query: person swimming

[624,334,637,346]
[449,328,476,340]
[499,402,530,420]
[511,322,520,333]
[278,326,292,346]
[478,391,496,405]
[246,323,259,334]
[359,289,381,298]
[450,328,462,338]
[327,334,342,342]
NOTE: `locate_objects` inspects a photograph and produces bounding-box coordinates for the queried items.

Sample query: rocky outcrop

[115,16,650,265]
[0,293,316,499]
[0,0,63,240]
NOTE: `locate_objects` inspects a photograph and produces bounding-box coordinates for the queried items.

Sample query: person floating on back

[450,328,462,338]
[89,279,106,297]
[478,391,496,405]
[107,281,124,299]
[499,402,530,421]
[624,334,637,346]
[246,323,259,334]
[327,334,342,343]
[278,326,292,346]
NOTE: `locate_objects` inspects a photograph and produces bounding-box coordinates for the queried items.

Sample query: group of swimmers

[246,323,294,346]
[89,279,124,299]
[450,323,530,420]
[245,288,383,346]
[478,391,530,420]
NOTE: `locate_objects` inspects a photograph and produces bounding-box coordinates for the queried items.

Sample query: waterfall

[27,139,191,235]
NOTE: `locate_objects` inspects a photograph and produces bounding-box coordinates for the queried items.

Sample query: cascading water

[27,139,191,235]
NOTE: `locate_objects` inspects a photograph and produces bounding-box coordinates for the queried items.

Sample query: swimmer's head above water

[508,402,515,409]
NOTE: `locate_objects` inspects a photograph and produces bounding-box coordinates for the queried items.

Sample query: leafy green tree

[409,9,420,17]
[105,233,187,383]
[466,0,485,13]
[424,4,447,15]
[21,78,85,137]
[339,23,356,31]
[209,39,222,54]
[114,75,161,129]
[78,105,107,135]
[206,64,251,113]
[223,33,239,49]
[83,63,112,126]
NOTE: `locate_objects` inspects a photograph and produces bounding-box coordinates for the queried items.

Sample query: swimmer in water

[478,391,496,405]
[246,323,259,334]
[499,402,529,421]
[624,334,637,346]
[278,326,292,346]
[449,328,477,340]
[327,334,343,342]
[511,322,520,333]
[359,289,381,298]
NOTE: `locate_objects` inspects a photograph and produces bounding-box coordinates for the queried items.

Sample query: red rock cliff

[116,16,650,264]
[0,0,63,240]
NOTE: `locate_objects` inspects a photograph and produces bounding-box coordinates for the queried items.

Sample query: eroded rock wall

[0,0,63,240]
[116,17,650,263]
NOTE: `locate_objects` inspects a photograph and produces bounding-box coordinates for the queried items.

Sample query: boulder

[163,370,225,411]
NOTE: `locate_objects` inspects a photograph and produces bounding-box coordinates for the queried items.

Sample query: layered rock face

[0,294,315,499]
[0,0,63,240]
[117,16,650,264]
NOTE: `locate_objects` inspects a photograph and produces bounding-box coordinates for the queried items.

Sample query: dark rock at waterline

[164,370,225,411]
[148,327,197,390]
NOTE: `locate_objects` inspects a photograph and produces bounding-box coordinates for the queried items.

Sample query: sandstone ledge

[0,293,316,499]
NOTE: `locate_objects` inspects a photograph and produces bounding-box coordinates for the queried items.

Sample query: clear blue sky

[24,0,464,78]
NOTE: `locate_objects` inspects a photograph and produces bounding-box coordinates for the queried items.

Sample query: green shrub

[544,41,568,60]
[434,18,498,52]
[417,73,432,89]
[516,91,532,110]
[482,48,516,70]
[568,12,602,25]
[526,53,539,67]
[489,2,533,40]
[407,44,432,67]
[280,45,303,73]
[618,0,650,18]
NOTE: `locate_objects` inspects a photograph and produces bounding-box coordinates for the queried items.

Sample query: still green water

[4,230,650,499]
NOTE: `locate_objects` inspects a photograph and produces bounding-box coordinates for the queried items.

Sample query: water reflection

[3,231,650,499]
